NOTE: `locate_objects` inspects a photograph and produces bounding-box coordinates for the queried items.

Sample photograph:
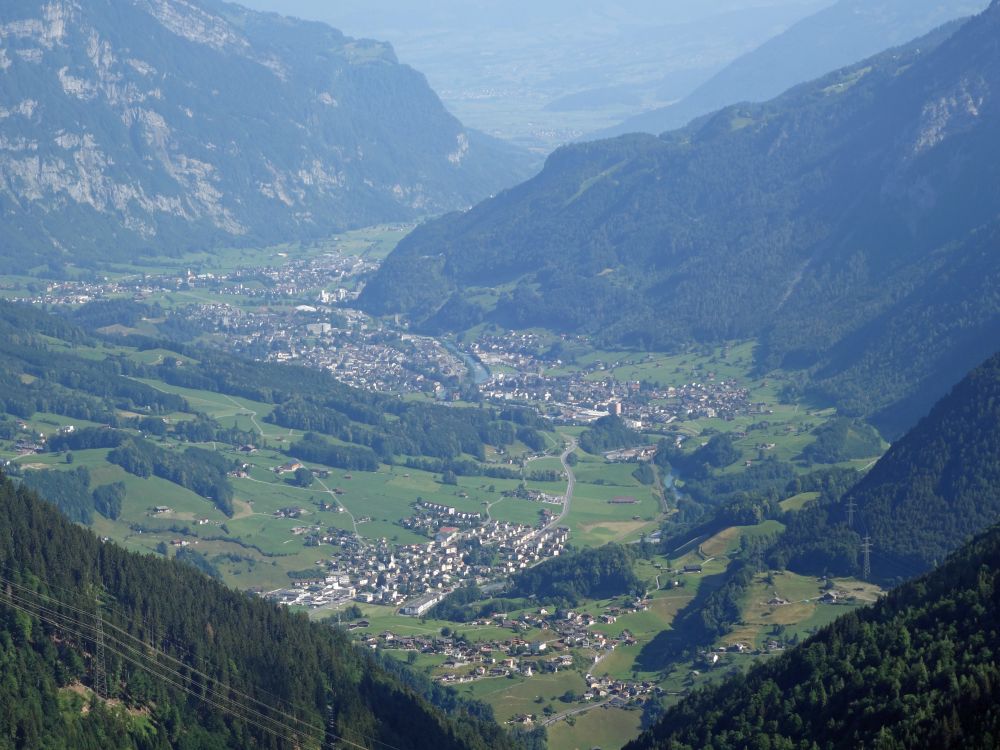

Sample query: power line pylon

[846,500,856,528]
[861,535,873,581]
[94,596,107,699]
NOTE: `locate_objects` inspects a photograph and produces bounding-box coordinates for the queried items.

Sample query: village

[187,303,468,394]
[467,331,758,425]
[264,508,571,613]
[360,601,664,707]
[11,244,377,309]
[482,370,757,427]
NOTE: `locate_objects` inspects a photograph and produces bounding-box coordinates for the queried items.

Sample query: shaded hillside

[772,351,1000,583]
[361,3,1000,433]
[599,0,988,138]
[0,0,530,271]
[626,523,1000,750]
[0,473,517,750]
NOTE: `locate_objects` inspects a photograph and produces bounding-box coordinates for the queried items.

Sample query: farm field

[725,570,884,650]
[548,706,643,750]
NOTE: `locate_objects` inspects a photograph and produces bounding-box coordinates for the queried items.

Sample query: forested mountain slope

[0,0,530,272]
[773,350,1000,584]
[599,0,988,138]
[361,2,1000,435]
[0,474,517,750]
[626,523,1000,750]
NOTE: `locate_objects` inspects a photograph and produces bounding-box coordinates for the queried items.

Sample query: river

[444,341,490,385]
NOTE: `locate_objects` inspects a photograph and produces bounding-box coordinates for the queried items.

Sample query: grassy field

[330,224,414,260]
[554,442,663,547]
[725,569,883,650]
[780,491,820,512]
[572,341,758,388]
[459,670,589,722]
[548,704,643,750]
[65,225,414,280]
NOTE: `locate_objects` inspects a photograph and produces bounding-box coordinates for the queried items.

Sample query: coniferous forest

[0,474,516,750]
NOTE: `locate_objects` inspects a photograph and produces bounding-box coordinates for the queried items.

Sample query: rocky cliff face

[0,0,530,269]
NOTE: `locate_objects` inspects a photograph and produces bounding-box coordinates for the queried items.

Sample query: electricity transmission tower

[846,500,856,528]
[93,595,107,699]
[861,536,873,581]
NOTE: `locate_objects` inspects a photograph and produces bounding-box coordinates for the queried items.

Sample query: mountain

[239,0,831,151]
[627,522,1000,750]
[360,2,1000,435]
[773,350,1000,584]
[0,0,531,273]
[599,0,990,139]
[0,471,518,749]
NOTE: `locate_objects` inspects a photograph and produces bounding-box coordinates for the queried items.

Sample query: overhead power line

[0,576,414,750]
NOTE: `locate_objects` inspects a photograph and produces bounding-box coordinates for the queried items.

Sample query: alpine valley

[4,1,1000,750]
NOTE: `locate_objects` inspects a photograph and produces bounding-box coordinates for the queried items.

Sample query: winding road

[545,437,577,531]
[223,394,269,437]
[313,474,365,544]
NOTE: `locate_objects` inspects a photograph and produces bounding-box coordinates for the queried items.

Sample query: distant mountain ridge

[239,0,831,151]
[597,0,990,139]
[0,0,530,271]
[361,3,1000,435]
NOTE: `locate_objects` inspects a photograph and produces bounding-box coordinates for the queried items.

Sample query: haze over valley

[239,0,835,150]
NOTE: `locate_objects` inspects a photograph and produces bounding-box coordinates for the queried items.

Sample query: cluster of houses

[271,331,466,394]
[12,245,373,311]
[5,421,56,456]
[13,436,46,455]
[367,601,660,706]
[467,331,560,370]
[604,445,658,463]
[476,365,753,428]
[401,501,487,534]
[417,500,483,523]
[12,246,472,397]
[502,486,564,505]
[266,519,570,611]
[187,299,466,395]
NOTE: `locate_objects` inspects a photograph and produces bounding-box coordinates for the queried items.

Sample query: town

[11,248,759,423]
[264,511,570,613]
